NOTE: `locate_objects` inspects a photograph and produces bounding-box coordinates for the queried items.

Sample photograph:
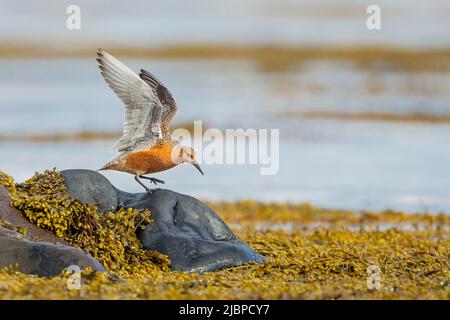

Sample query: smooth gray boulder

[120,189,267,273]
[0,227,106,277]
[61,169,267,273]
[61,169,119,213]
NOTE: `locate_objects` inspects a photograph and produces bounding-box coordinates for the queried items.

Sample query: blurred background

[0,0,449,213]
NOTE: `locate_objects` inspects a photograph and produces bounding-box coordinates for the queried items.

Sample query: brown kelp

[0,169,449,299]
[0,169,169,276]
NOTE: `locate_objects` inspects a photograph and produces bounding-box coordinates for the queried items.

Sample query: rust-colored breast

[124,140,177,175]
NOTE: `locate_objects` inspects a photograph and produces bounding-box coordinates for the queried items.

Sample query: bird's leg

[134,175,152,194]
[139,175,165,185]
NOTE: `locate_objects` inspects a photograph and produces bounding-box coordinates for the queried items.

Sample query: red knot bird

[96,49,203,193]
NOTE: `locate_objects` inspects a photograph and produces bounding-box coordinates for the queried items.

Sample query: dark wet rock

[61,169,119,213]
[0,227,106,277]
[126,189,267,273]
[62,169,267,273]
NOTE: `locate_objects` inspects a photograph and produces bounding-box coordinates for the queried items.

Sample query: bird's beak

[192,162,204,175]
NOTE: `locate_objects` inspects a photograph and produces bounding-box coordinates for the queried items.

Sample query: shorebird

[96,49,203,193]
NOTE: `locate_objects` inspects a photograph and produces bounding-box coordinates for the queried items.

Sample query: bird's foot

[135,175,154,194]
[139,176,165,185]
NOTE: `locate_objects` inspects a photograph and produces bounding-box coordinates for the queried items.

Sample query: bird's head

[173,145,204,175]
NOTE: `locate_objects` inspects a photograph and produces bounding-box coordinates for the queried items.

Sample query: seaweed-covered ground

[0,171,449,300]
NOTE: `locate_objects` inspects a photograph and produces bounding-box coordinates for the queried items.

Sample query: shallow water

[1,1,450,213]
[1,58,450,213]
[1,0,450,48]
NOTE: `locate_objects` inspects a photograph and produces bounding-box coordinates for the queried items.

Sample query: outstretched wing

[97,49,163,152]
[139,69,177,127]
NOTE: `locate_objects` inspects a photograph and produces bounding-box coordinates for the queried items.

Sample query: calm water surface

[1,58,449,213]
[1,0,450,213]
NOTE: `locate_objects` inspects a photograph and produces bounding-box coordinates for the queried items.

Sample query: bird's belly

[124,148,176,175]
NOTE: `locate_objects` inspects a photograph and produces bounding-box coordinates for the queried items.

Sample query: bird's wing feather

[96,49,163,152]
[139,69,177,127]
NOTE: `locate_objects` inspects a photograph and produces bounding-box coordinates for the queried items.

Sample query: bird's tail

[97,161,112,171]
[97,156,122,172]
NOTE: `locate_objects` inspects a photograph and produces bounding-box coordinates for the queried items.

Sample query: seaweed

[0,169,169,276]
[0,169,448,299]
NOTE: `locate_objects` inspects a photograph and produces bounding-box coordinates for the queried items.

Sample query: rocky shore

[0,169,265,277]
[0,169,448,299]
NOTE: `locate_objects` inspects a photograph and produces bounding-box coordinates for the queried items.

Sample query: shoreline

[0,169,448,300]
[1,203,448,299]
[1,43,450,72]
[275,111,450,124]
